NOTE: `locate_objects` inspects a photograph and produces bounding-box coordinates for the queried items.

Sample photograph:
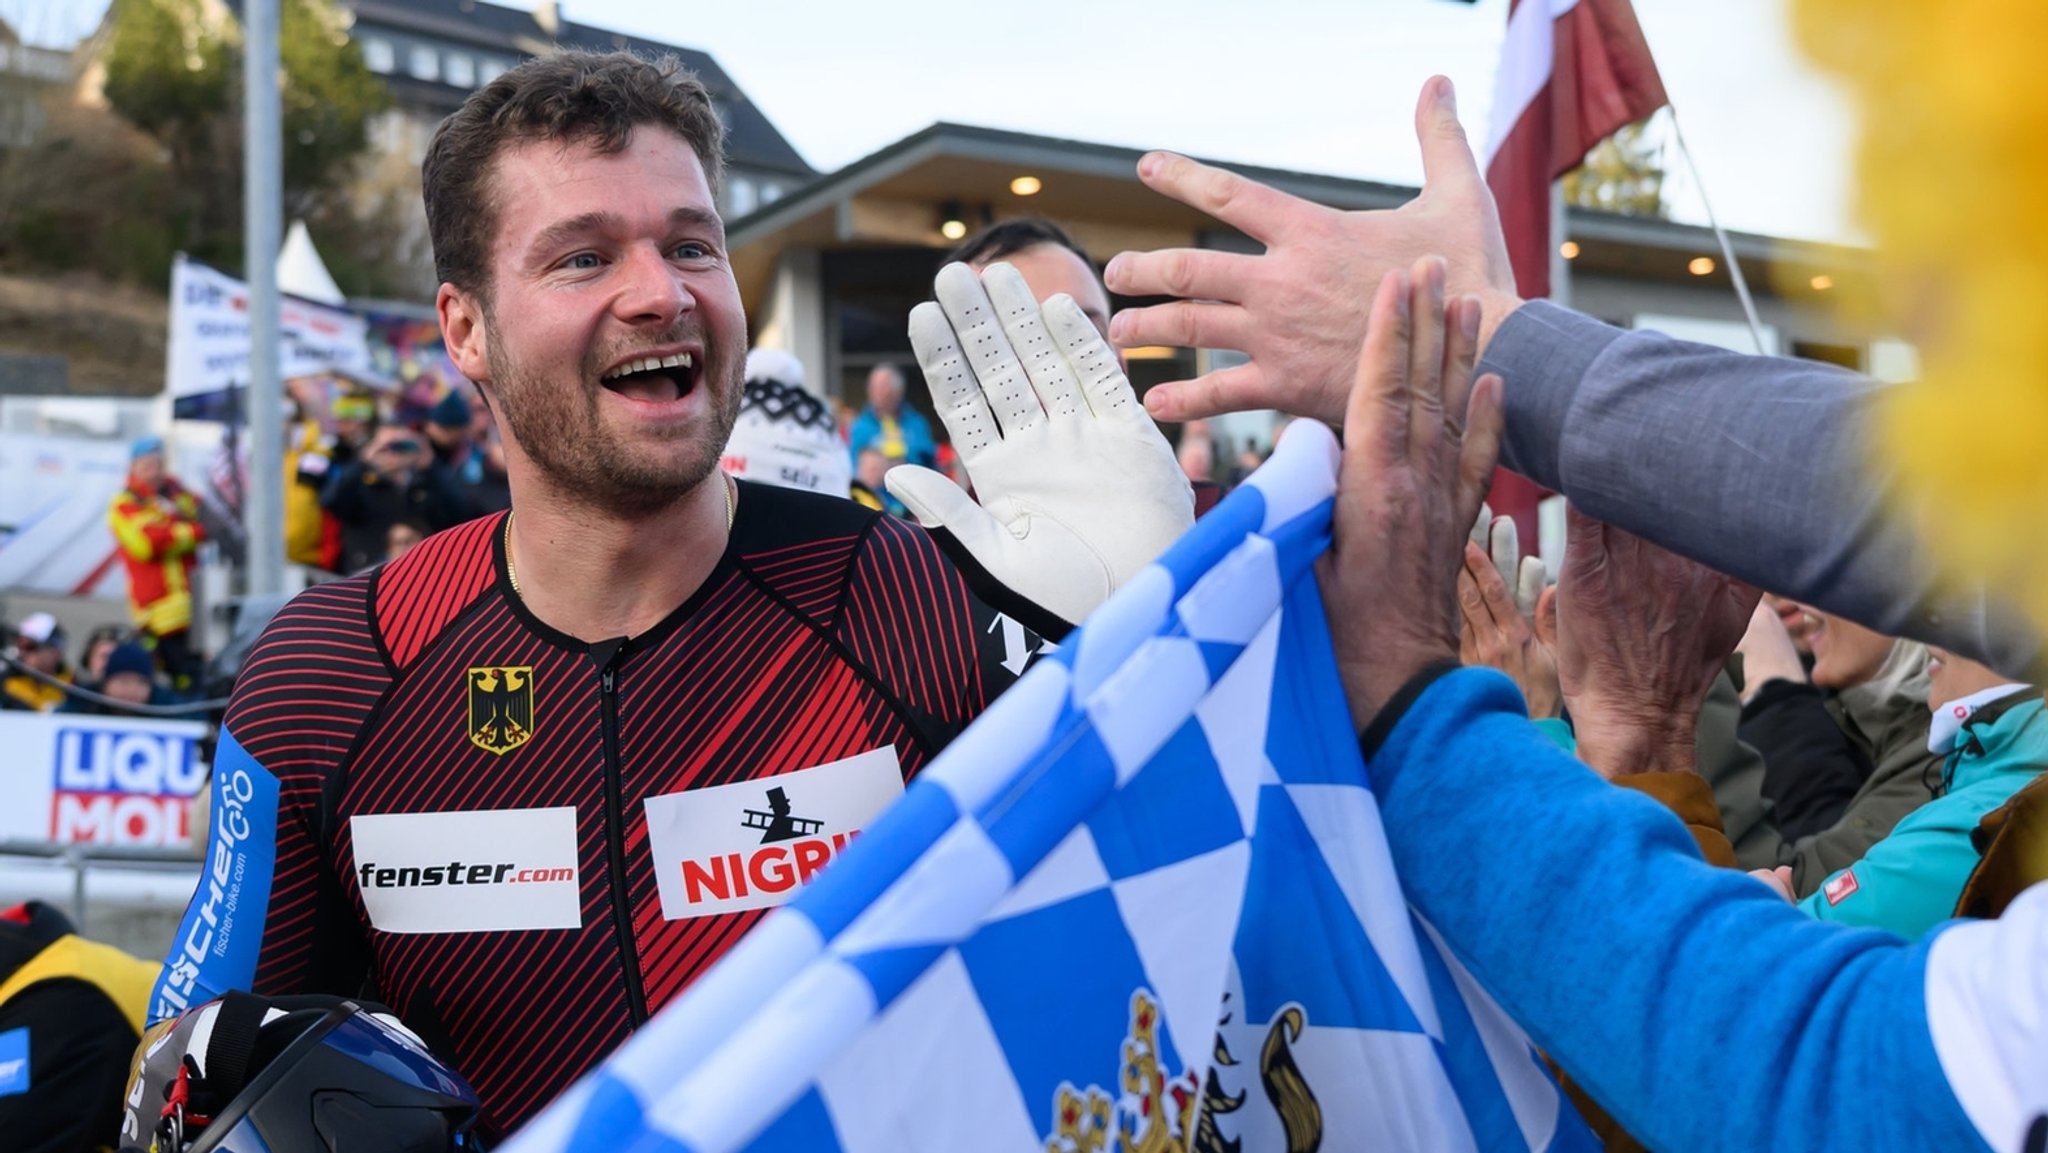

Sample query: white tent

[275,219,345,306]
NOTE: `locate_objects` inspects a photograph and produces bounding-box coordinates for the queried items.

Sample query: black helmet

[122,993,483,1152]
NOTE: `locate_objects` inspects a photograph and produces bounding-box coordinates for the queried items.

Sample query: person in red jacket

[107,436,207,689]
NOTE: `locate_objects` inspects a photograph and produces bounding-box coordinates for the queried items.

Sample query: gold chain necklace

[504,474,735,598]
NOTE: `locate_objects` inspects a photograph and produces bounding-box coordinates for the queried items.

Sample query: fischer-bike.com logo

[645,747,904,920]
[349,807,581,934]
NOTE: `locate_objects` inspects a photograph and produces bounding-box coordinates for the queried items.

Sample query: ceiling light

[939,200,968,241]
[1688,256,1716,276]
[1810,274,1834,291]
[1559,241,1580,260]
[1010,175,1042,196]
[940,219,967,240]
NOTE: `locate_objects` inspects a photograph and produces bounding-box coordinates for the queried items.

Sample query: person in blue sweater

[1314,251,2025,1153]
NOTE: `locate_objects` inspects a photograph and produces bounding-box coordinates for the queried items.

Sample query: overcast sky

[31,0,1862,243]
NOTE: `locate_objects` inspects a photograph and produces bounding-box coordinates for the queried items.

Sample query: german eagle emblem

[467,666,535,755]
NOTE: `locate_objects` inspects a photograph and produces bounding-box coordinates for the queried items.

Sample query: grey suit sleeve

[1481,301,2041,678]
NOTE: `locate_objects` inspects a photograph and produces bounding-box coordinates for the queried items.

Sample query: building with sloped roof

[730,121,1903,404]
[343,0,812,213]
[228,0,815,295]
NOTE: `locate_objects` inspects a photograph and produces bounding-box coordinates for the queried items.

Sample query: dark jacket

[0,902,160,1153]
[1741,678,1873,840]
[1712,644,1942,893]
[321,459,470,574]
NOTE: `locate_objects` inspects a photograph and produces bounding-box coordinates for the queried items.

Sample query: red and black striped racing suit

[150,482,1060,1137]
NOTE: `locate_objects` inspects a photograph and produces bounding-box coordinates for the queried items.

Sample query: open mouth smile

[600,351,699,404]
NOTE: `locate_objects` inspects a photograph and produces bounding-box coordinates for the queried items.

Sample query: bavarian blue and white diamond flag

[504,421,1596,1153]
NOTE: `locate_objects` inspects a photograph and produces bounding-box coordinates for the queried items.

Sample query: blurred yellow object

[1793,1,2048,624]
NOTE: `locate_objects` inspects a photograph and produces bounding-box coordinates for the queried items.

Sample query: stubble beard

[482,315,744,520]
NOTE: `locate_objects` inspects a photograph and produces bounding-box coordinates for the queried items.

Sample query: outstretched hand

[890,262,1194,625]
[1321,256,1504,731]
[1552,506,1762,778]
[1105,77,1520,427]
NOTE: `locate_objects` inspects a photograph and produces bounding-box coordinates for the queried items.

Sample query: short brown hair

[422,50,727,299]
[943,216,1092,272]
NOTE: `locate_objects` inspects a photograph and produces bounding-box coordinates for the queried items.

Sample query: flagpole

[1549,181,1571,307]
[244,0,285,596]
[1667,108,1768,354]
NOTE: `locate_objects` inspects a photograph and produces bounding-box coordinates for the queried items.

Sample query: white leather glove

[889,261,1194,625]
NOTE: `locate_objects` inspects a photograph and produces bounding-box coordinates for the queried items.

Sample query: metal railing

[0,650,231,716]
[0,838,199,925]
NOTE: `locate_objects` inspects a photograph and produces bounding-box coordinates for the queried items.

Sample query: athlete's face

[439,128,745,517]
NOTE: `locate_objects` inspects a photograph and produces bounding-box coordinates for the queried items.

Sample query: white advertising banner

[167,258,375,401]
[0,431,133,596]
[0,712,211,848]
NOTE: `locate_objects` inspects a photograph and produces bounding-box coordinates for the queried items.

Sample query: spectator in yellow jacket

[283,417,342,572]
[107,437,206,688]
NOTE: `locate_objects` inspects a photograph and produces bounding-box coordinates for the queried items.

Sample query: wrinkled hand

[889,262,1194,625]
[1459,540,1561,717]
[1553,506,1763,778]
[1104,77,1519,427]
[1736,598,1809,703]
[1321,256,1503,730]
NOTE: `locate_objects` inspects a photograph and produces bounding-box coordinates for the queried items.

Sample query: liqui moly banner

[0,712,210,848]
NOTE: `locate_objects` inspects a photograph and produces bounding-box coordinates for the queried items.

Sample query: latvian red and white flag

[1483,0,1668,300]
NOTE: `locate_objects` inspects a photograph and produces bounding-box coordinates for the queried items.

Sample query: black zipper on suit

[598,656,649,1027]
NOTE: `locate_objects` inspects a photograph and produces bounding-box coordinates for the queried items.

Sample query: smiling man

[149,51,1190,1140]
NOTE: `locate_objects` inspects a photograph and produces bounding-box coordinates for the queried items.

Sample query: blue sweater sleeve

[1369,666,1986,1152]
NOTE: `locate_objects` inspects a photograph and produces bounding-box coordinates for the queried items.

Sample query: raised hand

[1458,540,1561,718]
[1321,255,1504,730]
[1552,506,1763,778]
[890,261,1194,625]
[1104,77,1520,428]
[1735,598,1810,703]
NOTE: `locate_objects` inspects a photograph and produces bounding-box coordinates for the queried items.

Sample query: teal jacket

[1799,692,2047,938]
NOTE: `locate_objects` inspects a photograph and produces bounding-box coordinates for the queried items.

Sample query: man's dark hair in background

[944,217,1094,279]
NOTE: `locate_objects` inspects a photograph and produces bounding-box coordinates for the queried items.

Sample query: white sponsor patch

[350,807,581,933]
[646,747,904,920]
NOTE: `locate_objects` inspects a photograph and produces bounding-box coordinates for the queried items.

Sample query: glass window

[479,56,510,83]
[360,36,395,74]
[760,181,783,205]
[444,52,475,88]
[727,176,757,217]
[408,44,439,81]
